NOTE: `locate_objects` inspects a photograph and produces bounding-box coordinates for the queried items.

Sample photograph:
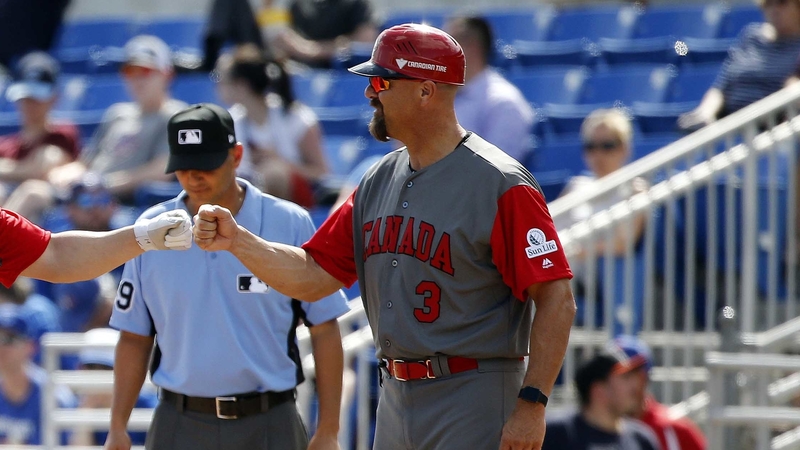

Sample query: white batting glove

[134,210,193,251]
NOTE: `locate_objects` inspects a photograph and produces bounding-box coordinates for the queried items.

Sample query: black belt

[160,388,295,419]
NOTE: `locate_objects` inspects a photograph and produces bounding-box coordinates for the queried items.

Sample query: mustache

[370,99,382,109]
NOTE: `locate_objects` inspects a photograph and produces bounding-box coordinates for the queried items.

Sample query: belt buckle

[215,396,238,419]
[391,359,408,381]
[424,359,436,379]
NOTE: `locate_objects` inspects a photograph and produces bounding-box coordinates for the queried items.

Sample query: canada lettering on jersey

[362,215,454,276]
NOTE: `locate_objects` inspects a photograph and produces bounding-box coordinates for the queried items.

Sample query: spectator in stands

[0,0,70,69]
[0,52,79,212]
[0,304,76,445]
[556,109,648,253]
[445,15,535,163]
[44,35,187,206]
[260,0,379,68]
[678,0,800,131]
[68,328,155,447]
[221,45,328,207]
[201,0,265,72]
[609,335,707,450]
[555,109,648,332]
[0,281,60,366]
[542,350,660,450]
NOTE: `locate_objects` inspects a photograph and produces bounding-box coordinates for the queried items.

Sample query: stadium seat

[581,64,674,105]
[632,133,680,160]
[322,135,370,177]
[507,66,588,107]
[171,73,218,105]
[291,70,336,108]
[531,170,571,201]
[679,37,734,66]
[668,65,719,103]
[598,37,677,66]
[52,19,139,73]
[381,10,449,30]
[718,6,763,39]
[631,5,725,40]
[512,39,593,68]
[546,6,637,41]
[138,17,205,52]
[323,74,368,108]
[485,8,552,44]
[531,139,584,175]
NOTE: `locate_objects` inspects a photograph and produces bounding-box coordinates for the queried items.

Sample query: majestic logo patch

[542,258,554,269]
[178,129,202,145]
[238,275,270,293]
[395,58,408,69]
[525,228,558,259]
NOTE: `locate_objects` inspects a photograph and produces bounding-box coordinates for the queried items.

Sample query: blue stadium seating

[631,5,725,40]
[531,139,585,175]
[52,19,138,73]
[138,18,205,52]
[546,6,637,41]
[291,71,336,108]
[718,6,763,39]
[512,39,593,67]
[485,9,551,44]
[581,64,674,105]
[381,10,449,30]
[531,169,571,201]
[507,66,588,107]
[171,74,218,105]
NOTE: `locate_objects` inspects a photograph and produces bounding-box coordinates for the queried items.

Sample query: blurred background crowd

[0,0,796,447]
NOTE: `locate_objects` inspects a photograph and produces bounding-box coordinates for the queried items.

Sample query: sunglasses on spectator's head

[0,332,23,346]
[120,65,157,78]
[583,140,622,153]
[74,191,113,209]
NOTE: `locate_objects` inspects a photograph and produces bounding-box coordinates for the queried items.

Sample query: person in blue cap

[0,303,76,445]
[609,335,707,450]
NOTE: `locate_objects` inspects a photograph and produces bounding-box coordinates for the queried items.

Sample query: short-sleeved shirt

[0,365,76,445]
[289,0,373,41]
[303,133,572,360]
[713,24,800,116]
[110,178,350,397]
[0,124,80,161]
[0,208,51,288]
[81,99,187,174]
[542,412,660,450]
[455,68,535,163]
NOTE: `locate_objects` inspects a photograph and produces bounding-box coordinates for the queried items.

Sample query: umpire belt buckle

[215,396,238,419]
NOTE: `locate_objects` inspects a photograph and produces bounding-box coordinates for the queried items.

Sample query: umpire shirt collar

[176,177,262,232]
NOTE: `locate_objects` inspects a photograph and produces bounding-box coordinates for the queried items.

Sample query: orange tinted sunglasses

[369,76,392,93]
[120,65,157,78]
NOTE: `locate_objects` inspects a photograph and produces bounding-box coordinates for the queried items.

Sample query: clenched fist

[193,204,239,252]
[133,209,193,251]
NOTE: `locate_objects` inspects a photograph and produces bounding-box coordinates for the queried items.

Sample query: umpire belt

[160,388,295,419]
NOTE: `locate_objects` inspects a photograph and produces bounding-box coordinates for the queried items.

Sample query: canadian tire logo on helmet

[525,228,558,259]
[396,58,447,73]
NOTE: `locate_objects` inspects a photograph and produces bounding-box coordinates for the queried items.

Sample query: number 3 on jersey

[414,281,441,323]
[115,280,135,312]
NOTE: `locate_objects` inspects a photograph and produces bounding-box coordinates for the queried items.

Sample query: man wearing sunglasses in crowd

[194,23,576,450]
[46,35,187,206]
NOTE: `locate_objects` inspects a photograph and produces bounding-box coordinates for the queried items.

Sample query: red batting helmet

[348,23,466,85]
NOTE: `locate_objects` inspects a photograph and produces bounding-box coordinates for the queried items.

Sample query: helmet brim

[348,61,408,78]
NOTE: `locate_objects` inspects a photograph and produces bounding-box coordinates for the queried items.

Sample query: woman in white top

[220,45,328,207]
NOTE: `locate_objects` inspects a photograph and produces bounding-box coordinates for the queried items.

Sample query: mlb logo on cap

[178,129,203,145]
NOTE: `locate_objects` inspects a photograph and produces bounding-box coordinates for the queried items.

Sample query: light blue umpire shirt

[109,178,350,397]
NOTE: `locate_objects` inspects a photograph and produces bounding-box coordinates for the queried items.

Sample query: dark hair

[452,15,494,62]
[574,354,618,407]
[228,45,295,111]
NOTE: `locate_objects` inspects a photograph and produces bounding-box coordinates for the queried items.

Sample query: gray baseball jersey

[303,133,572,360]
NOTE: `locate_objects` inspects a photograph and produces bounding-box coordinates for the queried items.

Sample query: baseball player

[0,207,191,288]
[194,24,576,450]
[105,103,349,450]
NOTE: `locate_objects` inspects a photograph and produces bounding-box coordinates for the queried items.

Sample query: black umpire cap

[165,103,237,174]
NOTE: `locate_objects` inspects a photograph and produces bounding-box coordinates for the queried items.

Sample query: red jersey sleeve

[0,208,51,288]
[491,185,572,301]
[302,191,358,287]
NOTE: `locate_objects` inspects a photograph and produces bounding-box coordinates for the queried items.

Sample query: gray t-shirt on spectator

[81,99,187,174]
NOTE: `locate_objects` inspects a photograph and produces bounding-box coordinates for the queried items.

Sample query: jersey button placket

[391,259,398,267]
[402,201,408,209]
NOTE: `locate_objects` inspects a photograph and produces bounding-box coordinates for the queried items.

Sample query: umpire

[105,103,350,450]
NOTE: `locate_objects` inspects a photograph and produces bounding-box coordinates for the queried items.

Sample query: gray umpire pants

[373,358,525,450]
[145,398,309,450]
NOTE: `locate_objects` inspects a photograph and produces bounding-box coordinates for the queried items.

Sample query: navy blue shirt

[543,411,660,450]
[713,24,800,116]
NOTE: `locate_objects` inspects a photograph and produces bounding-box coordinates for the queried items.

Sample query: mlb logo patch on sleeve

[238,275,270,293]
[525,228,558,259]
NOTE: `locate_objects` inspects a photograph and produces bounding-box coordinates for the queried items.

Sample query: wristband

[518,386,548,407]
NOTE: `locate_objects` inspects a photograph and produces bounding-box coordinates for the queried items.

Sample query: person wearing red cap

[193,23,576,450]
[609,336,707,450]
